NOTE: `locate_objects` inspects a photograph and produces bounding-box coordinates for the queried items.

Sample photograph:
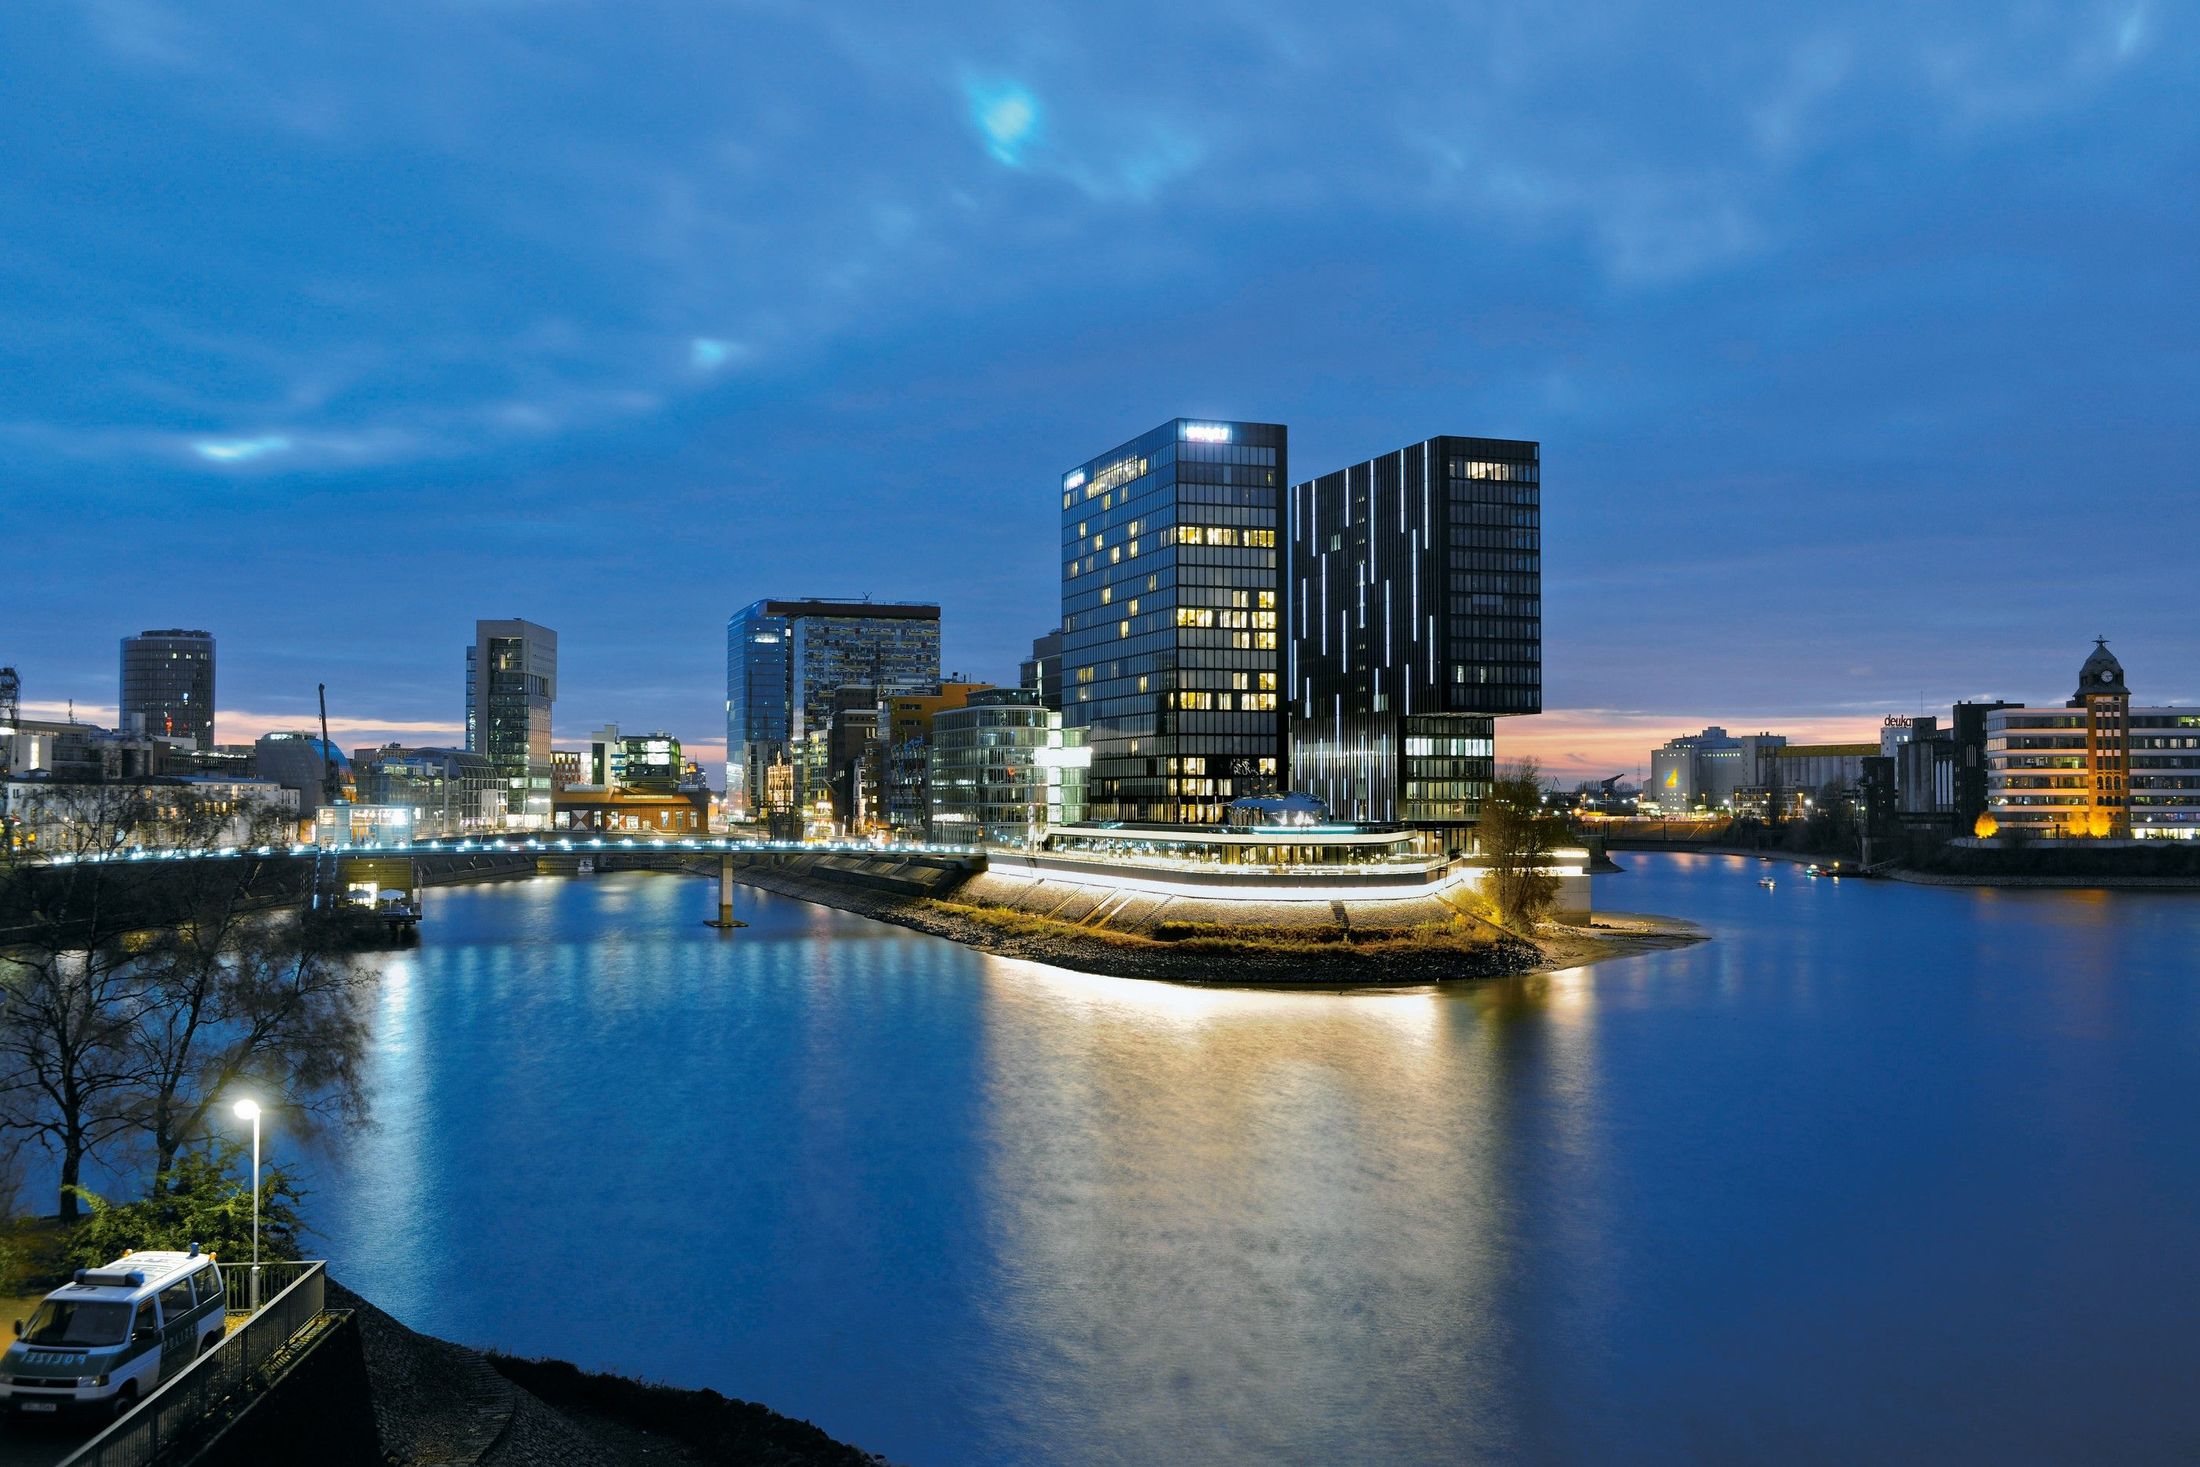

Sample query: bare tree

[1477,759,1569,933]
[129,901,373,1189]
[1,783,365,1216]
[0,786,171,1218]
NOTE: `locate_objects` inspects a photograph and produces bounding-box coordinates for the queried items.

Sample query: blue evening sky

[2,2,2193,776]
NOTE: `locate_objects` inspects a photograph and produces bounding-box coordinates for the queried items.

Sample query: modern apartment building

[723,599,941,822]
[465,618,557,829]
[1060,418,1287,824]
[1286,436,1539,839]
[119,629,216,750]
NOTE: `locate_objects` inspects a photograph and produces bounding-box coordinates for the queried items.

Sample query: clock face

[2100,670,2116,684]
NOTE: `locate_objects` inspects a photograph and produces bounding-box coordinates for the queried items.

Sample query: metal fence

[57,1260,329,1467]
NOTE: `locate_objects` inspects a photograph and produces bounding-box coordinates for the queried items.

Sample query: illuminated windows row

[1167,692,1278,711]
[1174,608,1279,630]
[1176,526,1277,548]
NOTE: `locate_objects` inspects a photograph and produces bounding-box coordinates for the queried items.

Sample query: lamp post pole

[234,1098,262,1310]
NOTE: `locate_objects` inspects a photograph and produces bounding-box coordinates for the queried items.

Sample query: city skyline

[5,4,2196,779]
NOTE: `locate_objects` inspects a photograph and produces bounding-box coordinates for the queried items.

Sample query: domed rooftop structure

[2073,638,2128,701]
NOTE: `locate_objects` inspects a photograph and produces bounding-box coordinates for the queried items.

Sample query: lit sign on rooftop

[1063,469,1087,491]
[1183,423,1231,443]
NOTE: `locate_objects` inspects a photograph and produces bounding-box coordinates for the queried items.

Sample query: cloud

[965,78,1040,165]
[689,337,752,372]
[192,434,292,463]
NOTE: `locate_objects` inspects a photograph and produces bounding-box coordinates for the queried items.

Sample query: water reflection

[305,862,2200,1466]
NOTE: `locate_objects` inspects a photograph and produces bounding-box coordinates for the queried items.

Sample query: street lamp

[233,1098,261,1310]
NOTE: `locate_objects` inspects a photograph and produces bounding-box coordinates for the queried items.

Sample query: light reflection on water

[306,861,2200,1465]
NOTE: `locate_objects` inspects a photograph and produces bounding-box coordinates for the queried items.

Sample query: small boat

[1758,876,1776,889]
[1805,864,1825,878]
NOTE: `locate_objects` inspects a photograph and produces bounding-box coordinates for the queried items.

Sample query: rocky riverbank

[334,1280,885,1466]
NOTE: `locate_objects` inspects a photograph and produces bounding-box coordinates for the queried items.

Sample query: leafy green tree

[1477,760,1570,932]
[64,1140,304,1271]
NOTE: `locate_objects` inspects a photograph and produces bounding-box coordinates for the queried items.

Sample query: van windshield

[22,1300,132,1347]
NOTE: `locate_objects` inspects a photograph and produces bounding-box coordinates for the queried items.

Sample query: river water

[306,855,2200,1465]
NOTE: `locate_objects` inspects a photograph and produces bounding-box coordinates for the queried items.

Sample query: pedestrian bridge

[33,834,969,868]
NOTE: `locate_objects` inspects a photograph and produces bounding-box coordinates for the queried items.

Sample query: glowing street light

[233,1097,262,1308]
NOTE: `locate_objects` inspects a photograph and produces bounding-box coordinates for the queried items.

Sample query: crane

[317,683,343,808]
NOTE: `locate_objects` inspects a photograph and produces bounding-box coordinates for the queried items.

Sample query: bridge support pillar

[706,854,747,929]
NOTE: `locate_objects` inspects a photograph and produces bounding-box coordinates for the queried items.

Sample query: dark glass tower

[724,599,940,822]
[1060,418,1287,824]
[1287,436,1540,839]
[118,629,215,750]
[465,618,557,829]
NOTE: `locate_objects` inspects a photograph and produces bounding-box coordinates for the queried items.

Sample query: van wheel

[200,1329,220,1355]
[111,1381,139,1420]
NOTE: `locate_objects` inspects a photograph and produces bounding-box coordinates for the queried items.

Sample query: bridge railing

[35,834,971,865]
[57,1260,328,1467]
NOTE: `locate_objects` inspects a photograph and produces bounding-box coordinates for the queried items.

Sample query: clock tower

[2068,638,2131,838]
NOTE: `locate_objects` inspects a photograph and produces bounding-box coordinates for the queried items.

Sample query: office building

[586,726,684,793]
[876,681,993,836]
[926,688,1087,846]
[356,745,507,838]
[119,629,215,750]
[1987,640,2200,838]
[1287,436,1539,838]
[724,599,941,821]
[1060,417,1287,824]
[465,618,557,829]
[1019,628,1065,712]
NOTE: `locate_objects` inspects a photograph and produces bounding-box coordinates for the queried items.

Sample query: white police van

[0,1249,227,1418]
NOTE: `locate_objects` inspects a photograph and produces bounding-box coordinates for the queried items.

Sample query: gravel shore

[330,1281,884,1466]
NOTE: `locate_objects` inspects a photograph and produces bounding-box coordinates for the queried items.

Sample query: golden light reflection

[963,955,1587,1459]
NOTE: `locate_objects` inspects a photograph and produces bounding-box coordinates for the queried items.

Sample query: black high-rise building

[1060,418,1287,824]
[119,628,215,750]
[1286,436,1540,839]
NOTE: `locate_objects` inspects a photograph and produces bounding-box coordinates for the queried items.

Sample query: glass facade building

[119,629,215,750]
[1287,436,1540,838]
[724,599,941,822]
[464,618,557,829]
[927,689,1086,846]
[1060,418,1287,824]
[357,745,507,837]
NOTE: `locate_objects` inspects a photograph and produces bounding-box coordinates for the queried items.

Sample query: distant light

[1062,469,1086,491]
[1183,423,1231,443]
